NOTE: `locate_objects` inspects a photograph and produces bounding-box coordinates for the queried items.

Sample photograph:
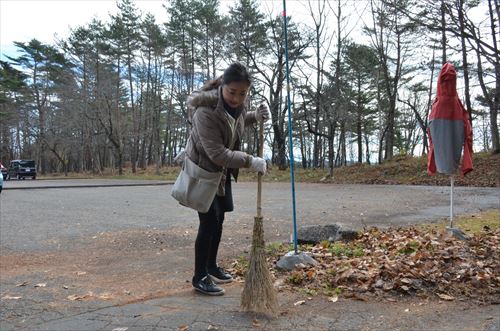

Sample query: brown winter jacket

[185,86,258,195]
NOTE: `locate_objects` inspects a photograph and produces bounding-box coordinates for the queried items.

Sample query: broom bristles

[240,216,279,316]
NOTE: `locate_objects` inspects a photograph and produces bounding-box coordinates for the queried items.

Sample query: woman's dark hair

[201,62,251,91]
[222,62,251,85]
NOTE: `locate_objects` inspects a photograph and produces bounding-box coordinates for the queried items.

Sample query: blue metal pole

[282,0,298,254]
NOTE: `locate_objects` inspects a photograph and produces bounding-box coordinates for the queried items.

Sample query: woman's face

[222,81,250,109]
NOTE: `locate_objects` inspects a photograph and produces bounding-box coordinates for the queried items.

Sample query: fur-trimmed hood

[186,88,219,124]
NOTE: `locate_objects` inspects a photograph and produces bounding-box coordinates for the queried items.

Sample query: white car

[0,161,6,180]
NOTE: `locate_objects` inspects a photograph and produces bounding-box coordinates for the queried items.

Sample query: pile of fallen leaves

[233,227,500,303]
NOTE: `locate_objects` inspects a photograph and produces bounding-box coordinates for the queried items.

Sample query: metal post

[450,175,454,228]
[282,0,298,254]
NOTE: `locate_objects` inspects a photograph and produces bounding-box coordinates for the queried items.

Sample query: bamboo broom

[241,120,279,316]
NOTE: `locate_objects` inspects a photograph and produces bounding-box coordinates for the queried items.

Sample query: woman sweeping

[183,62,269,295]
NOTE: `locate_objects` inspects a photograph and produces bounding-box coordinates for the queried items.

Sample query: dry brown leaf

[252,319,261,327]
[294,300,306,306]
[437,293,455,301]
[98,292,113,300]
[328,296,339,303]
[177,325,189,331]
[351,294,367,301]
[67,294,80,301]
[67,294,90,301]
[383,282,394,291]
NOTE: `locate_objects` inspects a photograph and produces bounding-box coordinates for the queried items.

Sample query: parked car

[0,168,3,193]
[0,162,7,180]
[7,159,37,180]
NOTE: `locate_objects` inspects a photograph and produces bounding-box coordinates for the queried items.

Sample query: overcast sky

[0,0,365,61]
[0,0,170,59]
[0,0,304,60]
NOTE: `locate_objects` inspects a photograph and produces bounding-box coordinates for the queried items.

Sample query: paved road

[1,179,498,251]
[1,179,499,331]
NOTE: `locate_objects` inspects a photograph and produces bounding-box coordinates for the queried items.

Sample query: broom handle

[257,120,264,218]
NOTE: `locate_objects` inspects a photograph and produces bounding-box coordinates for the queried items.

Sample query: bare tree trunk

[116,58,124,176]
[423,50,436,155]
[127,48,137,174]
[298,123,307,168]
[163,64,175,166]
[475,32,499,152]
[33,61,47,174]
[440,0,447,64]
[356,78,363,163]
[487,0,500,151]
[328,123,335,176]
[377,68,384,164]
[341,122,347,166]
[313,26,321,168]
[16,119,21,159]
[458,0,473,125]
[308,0,329,169]
[364,126,371,165]
[211,38,216,80]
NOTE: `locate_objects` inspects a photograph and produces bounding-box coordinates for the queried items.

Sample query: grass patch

[287,271,305,285]
[419,209,500,235]
[324,242,365,258]
[39,166,181,181]
[36,152,498,187]
[300,288,318,296]
[236,255,249,271]
[397,240,420,255]
[265,242,290,255]
[323,283,343,296]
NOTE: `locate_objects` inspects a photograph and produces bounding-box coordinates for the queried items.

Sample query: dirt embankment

[321,152,499,187]
[236,152,499,187]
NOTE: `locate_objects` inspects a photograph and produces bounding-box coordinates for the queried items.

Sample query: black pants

[194,173,233,281]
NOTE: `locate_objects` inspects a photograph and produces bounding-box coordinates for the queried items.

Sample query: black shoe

[208,266,233,284]
[192,276,225,296]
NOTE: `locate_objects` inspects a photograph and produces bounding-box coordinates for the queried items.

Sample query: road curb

[3,182,174,190]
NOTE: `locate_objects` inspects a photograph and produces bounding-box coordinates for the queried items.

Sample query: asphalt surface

[1,179,498,251]
[0,179,499,331]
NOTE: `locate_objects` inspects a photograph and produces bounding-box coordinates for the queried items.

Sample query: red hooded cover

[427,63,473,176]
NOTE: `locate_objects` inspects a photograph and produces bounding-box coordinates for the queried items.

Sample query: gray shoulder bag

[171,111,238,213]
[171,156,223,213]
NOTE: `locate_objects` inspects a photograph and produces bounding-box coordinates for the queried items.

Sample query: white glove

[256,103,270,122]
[249,156,267,175]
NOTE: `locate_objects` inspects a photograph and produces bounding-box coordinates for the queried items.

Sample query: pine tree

[7,39,70,173]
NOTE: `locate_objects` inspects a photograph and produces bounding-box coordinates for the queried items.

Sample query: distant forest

[0,0,498,175]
